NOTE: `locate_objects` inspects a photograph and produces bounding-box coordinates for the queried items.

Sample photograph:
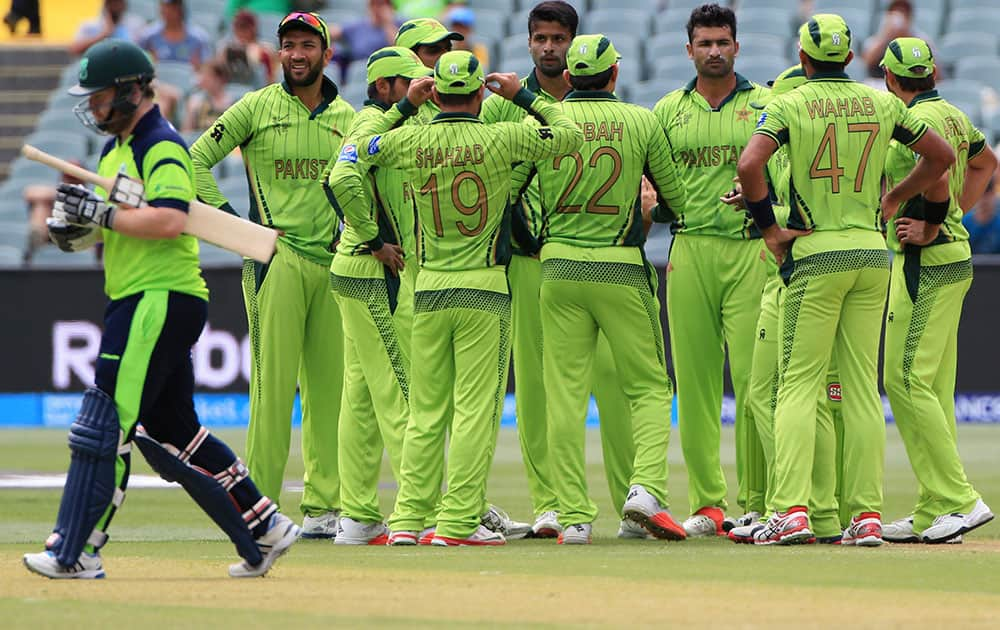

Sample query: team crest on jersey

[736,108,750,122]
[756,112,767,128]
[368,136,381,155]
[338,144,358,163]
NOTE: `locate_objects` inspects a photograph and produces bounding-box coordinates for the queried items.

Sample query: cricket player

[191,11,352,538]
[335,50,583,545]
[23,39,299,579]
[480,0,641,539]
[514,34,688,544]
[324,47,431,545]
[651,3,770,535]
[395,17,463,123]
[879,37,996,544]
[736,14,954,545]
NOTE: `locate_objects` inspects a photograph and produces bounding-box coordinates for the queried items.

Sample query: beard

[697,56,733,79]
[535,58,566,78]
[282,59,324,88]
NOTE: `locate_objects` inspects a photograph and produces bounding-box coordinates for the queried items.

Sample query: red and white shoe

[728,522,764,544]
[752,508,814,545]
[622,485,686,541]
[387,531,417,546]
[557,523,592,545]
[682,506,726,537]
[334,517,389,546]
[842,513,883,547]
[418,527,436,545]
[431,524,505,546]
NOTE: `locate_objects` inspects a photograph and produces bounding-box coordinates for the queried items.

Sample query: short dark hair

[686,3,736,44]
[528,1,578,37]
[895,72,935,92]
[805,54,847,73]
[366,76,398,100]
[437,91,478,107]
[568,67,614,91]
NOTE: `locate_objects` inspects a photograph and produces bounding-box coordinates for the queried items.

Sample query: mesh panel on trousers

[414,288,510,316]
[242,260,264,399]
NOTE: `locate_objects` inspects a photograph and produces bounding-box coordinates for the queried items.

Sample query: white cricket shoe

[300,510,340,539]
[481,504,532,540]
[229,512,300,578]
[558,523,592,545]
[334,517,389,545]
[531,510,562,538]
[922,499,994,544]
[23,550,104,579]
[882,515,920,543]
[682,506,725,537]
[622,485,686,540]
[431,524,505,546]
[723,511,762,533]
[617,517,653,539]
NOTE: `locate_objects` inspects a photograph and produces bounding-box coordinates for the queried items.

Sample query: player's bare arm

[882,127,954,221]
[959,144,999,212]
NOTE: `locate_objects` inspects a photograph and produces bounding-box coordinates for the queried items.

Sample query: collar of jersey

[564,90,616,101]
[683,73,753,111]
[280,75,341,117]
[525,69,561,102]
[431,112,481,124]
[126,104,163,143]
[807,71,852,81]
[364,99,391,111]
[908,89,940,108]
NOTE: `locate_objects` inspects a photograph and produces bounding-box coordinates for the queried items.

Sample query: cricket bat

[22,144,277,263]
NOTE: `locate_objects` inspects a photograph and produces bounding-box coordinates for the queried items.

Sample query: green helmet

[68,38,155,96]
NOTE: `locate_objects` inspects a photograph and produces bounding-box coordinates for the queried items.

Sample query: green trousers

[883,250,979,533]
[540,246,672,526]
[509,254,635,518]
[242,241,342,515]
[389,283,511,539]
[666,234,766,514]
[331,255,416,524]
[771,239,888,517]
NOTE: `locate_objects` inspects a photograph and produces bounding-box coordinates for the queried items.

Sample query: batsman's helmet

[69,39,155,134]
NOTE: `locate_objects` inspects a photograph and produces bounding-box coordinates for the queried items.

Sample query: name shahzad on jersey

[415,144,485,168]
[805,96,877,119]
[675,144,744,168]
[274,158,330,180]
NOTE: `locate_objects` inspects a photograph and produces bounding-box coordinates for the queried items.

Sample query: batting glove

[46,217,102,252]
[55,183,117,229]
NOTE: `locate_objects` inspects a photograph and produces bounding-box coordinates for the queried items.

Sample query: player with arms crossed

[23,39,299,579]
[191,12,353,539]
[737,14,954,545]
[336,50,582,545]
[879,37,996,544]
[514,34,687,543]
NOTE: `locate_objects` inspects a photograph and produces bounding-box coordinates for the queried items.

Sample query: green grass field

[2,426,999,628]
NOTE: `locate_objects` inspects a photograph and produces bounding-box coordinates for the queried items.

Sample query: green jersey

[883,89,985,254]
[336,90,582,287]
[515,90,686,249]
[653,74,770,238]
[190,78,355,265]
[755,72,928,237]
[327,99,419,258]
[96,105,207,302]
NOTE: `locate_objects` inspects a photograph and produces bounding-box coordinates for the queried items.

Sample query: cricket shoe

[728,522,763,544]
[622,485,686,540]
[841,513,883,547]
[558,523,592,545]
[481,504,532,540]
[682,506,725,537]
[752,508,814,545]
[531,510,562,538]
[618,517,654,540]
[334,517,389,545]
[723,511,762,533]
[431,524,505,546]
[23,550,104,579]
[418,527,436,545]
[387,530,417,546]
[300,510,340,539]
[882,515,920,543]
[922,499,994,544]
[815,534,843,545]
[229,512,300,577]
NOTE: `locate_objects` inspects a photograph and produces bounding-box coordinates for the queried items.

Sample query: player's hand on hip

[880,190,902,222]
[372,242,405,276]
[484,72,521,100]
[55,183,117,229]
[46,217,101,252]
[406,76,435,107]
[895,217,939,246]
[763,226,810,265]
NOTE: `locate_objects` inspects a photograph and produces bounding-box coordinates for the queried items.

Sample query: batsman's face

[280,30,331,88]
[529,20,572,78]
[688,26,738,79]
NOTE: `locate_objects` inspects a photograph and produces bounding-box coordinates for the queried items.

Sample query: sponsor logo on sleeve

[756,112,767,128]
[368,136,382,155]
[338,144,358,163]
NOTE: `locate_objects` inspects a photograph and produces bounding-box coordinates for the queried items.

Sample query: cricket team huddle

[22,0,995,580]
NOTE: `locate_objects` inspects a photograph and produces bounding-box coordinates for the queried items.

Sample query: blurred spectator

[220,9,277,87]
[4,0,40,35]
[331,0,401,82]
[182,59,236,132]
[224,0,291,22]
[69,0,146,55]
[392,0,448,21]
[963,175,1000,255]
[22,166,89,263]
[862,0,934,79]
[445,6,489,68]
[138,0,213,69]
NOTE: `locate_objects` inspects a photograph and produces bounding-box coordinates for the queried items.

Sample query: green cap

[566,34,620,77]
[433,50,484,94]
[770,64,808,95]
[277,11,331,49]
[395,18,464,50]
[799,14,852,63]
[880,37,935,79]
[68,39,155,96]
[366,46,431,84]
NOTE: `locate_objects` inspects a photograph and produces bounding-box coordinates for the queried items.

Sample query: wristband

[745,195,777,230]
[924,199,949,224]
